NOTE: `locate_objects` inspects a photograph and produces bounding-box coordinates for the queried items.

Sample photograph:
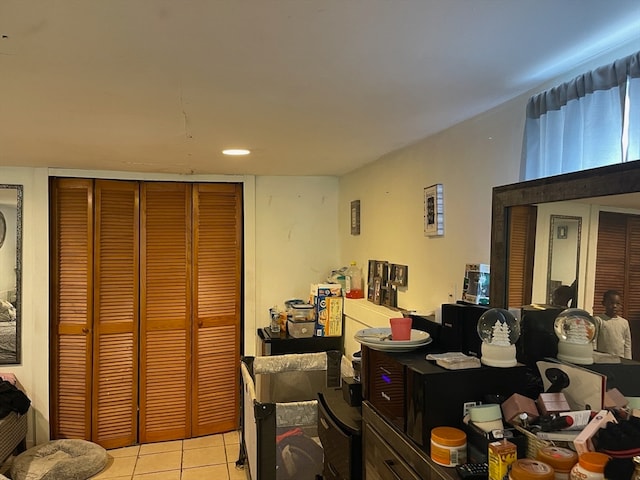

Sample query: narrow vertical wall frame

[350,200,361,235]
[424,183,444,236]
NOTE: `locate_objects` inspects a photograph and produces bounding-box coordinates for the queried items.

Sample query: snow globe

[553,308,598,365]
[477,308,520,367]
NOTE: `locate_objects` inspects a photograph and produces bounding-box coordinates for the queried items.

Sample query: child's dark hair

[602,289,621,302]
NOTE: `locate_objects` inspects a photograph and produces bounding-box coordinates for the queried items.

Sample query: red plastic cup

[389,317,412,341]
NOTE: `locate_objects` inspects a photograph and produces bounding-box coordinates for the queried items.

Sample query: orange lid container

[431,426,466,446]
[537,446,578,472]
[577,452,611,474]
[509,459,554,480]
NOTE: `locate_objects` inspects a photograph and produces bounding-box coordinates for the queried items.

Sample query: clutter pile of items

[269,283,344,339]
[461,359,640,480]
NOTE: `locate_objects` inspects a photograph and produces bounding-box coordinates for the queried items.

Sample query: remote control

[455,462,488,480]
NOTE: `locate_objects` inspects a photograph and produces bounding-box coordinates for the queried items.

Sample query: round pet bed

[10,439,108,480]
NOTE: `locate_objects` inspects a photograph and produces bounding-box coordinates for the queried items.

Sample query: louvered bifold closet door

[50,178,94,439]
[139,182,192,443]
[628,217,640,360]
[507,205,537,308]
[593,212,627,315]
[92,180,139,448]
[192,183,242,436]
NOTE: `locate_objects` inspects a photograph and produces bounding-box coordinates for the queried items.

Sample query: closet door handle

[82,328,89,334]
[197,320,203,328]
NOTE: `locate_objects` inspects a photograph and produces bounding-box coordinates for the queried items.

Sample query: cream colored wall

[0,168,338,445]
[254,176,339,344]
[339,99,525,318]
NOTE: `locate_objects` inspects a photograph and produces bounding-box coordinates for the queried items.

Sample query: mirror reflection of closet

[547,215,581,306]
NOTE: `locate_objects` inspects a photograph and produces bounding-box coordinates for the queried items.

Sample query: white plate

[356,336,433,352]
[354,328,430,345]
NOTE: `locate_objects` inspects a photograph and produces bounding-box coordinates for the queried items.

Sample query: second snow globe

[553,308,598,365]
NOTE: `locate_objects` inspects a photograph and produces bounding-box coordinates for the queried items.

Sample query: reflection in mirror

[0,185,22,364]
[490,161,640,361]
[547,215,581,306]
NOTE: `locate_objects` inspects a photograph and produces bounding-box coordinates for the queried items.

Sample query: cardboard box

[311,283,343,337]
[501,393,539,425]
[488,439,516,480]
[536,392,570,415]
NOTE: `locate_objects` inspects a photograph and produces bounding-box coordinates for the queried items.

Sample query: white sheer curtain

[522,51,640,180]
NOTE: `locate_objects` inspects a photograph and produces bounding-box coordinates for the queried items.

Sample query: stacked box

[311,284,343,337]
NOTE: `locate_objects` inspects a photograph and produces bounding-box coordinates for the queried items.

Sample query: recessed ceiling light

[222,149,250,156]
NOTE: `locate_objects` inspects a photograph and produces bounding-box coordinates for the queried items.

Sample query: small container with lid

[537,446,578,480]
[430,426,467,467]
[569,452,610,480]
[290,303,315,322]
[509,459,554,480]
[469,403,503,433]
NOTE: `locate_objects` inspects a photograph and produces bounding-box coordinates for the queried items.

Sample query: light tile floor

[90,431,250,480]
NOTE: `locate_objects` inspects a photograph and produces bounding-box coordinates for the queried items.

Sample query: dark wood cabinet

[363,401,456,480]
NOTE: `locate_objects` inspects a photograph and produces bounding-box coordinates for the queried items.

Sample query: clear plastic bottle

[345,261,364,299]
[269,306,280,334]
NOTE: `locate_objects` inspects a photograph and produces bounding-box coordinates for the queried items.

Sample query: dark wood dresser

[363,401,457,480]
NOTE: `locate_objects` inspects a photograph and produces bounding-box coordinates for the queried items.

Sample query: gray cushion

[10,439,108,480]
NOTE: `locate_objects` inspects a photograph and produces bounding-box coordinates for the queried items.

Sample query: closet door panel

[192,183,242,435]
[50,178,94,439]
[594,212,627,314]
[139,182,192,443]
[93,180,139,448]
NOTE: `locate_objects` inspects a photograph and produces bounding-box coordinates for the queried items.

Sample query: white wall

[254,176,339,339]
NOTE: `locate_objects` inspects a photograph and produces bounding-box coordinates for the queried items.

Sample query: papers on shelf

[426,352,481,370]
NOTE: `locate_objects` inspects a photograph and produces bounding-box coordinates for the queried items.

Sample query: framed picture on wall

[424,183,444,236]
[350,200,361,235]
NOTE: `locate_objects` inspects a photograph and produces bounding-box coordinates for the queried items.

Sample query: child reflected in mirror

[594,289,632,359]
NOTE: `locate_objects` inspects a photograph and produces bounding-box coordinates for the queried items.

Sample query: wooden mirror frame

[490,161,640,308]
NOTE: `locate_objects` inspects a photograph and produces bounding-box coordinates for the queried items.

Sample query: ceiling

[2,1,640,177]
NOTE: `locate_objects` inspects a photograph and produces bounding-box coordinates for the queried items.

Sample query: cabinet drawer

[364,422,422,480]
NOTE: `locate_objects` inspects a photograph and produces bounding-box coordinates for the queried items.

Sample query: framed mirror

[490,161,640,359]
[547,215,581,306]
[0,185,23,364]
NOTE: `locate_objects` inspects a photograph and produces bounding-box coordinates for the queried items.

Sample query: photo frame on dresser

[390,264,408,287]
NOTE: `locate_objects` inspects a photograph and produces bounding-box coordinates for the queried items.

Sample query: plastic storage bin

[288,319,315,338]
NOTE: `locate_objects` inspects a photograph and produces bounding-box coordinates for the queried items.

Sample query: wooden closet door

[506,205,537,308]
[594,212,627,313]
[50,178,94,439]
[139,182,192,443]
[92,180,139,448]
[192,183,242,436]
